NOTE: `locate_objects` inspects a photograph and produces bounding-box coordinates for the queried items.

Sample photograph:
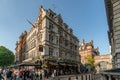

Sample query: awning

[49,62,58,65]
[23,58,33,63]
[18,62,41,66]
[67,64,73,66]
[66,64,77,66]
[59,63,66,65]
[103,68,120,73]
[100,68,120,76]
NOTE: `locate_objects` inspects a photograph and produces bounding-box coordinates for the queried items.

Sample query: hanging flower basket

[41,63,47,68]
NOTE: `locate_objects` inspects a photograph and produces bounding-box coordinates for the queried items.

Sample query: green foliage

[85,55,95,67]
[41,63,47,68]
[0,46,14,67]
[35,56,40,60]
[44,56,57,60]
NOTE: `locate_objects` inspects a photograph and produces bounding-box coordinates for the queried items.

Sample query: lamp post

[57,57,61,76]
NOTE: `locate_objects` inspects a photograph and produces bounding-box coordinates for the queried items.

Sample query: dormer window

[49,12,54,18]
[70,28,73,33]
[58,18,62,24]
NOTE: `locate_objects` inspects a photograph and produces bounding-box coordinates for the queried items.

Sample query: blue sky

[0,0,110,54]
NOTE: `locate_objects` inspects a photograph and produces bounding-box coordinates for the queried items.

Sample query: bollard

[68,77,71,80]
[76,76,78,80]
[57,77,60,80]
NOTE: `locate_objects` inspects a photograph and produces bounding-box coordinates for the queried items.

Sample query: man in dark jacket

[0,73,4,80]
[6,69,13,80]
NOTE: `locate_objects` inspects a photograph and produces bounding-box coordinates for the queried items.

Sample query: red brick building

[79,39,99,64]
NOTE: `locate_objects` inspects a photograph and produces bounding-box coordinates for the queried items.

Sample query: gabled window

[49,12,54,18]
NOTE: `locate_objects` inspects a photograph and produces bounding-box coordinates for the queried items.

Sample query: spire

[40,5,44,14]
[40,5,43,8]
[81,39,85,46]
[37,5,44,24]
[91,40,93,44]
[82,39,85,43]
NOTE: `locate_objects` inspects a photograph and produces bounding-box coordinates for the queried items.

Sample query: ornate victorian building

[15,6,80,72]
[79,40,99,64]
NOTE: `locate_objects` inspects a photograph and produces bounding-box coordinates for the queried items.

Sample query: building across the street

[106,0,120,68]
[94,54,112,73]
[79,39,99,64]
[15,6,80,73]
[100,0,120,80]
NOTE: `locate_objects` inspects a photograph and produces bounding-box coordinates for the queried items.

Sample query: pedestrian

[12,69,17,80]
[41,69,45,80]
[35,69,38,80]
[15,69,20,80]
[0,72,4,80]
[6,69,13,80]
[26,69,30,80]
[54,69,56,76]
[51,70,54,77]
[45,69,49,78]
[19,69,24,80]
[30,68,35,80]
[38,69,42,80]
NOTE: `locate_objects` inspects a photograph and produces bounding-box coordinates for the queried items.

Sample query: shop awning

[59,63,66,65]
[23,58,33,63]
[49,62,58,65]
[17,62,41,66]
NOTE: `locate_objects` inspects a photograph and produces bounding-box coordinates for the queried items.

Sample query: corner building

[15,6,80,73]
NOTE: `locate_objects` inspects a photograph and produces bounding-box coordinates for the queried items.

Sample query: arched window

[99,61,108,70]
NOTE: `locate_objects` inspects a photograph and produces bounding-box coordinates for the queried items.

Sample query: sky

[0,0,110,54]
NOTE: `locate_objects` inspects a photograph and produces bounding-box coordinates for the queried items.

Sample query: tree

[85,55,95,67]
[0,46,14,67]
[84,55,95,72]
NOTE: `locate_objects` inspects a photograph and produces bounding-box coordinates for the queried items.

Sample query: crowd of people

[0,68,54,80]
[0,67,79,80]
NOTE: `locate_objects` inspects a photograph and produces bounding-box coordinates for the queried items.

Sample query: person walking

[0,72,4,80]
[38,69,42,80]
[15,69,20,80]
[41,69,45,80]
[6,69,13,80]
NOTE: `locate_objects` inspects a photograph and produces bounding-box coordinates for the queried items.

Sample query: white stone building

[15,6,80,72]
